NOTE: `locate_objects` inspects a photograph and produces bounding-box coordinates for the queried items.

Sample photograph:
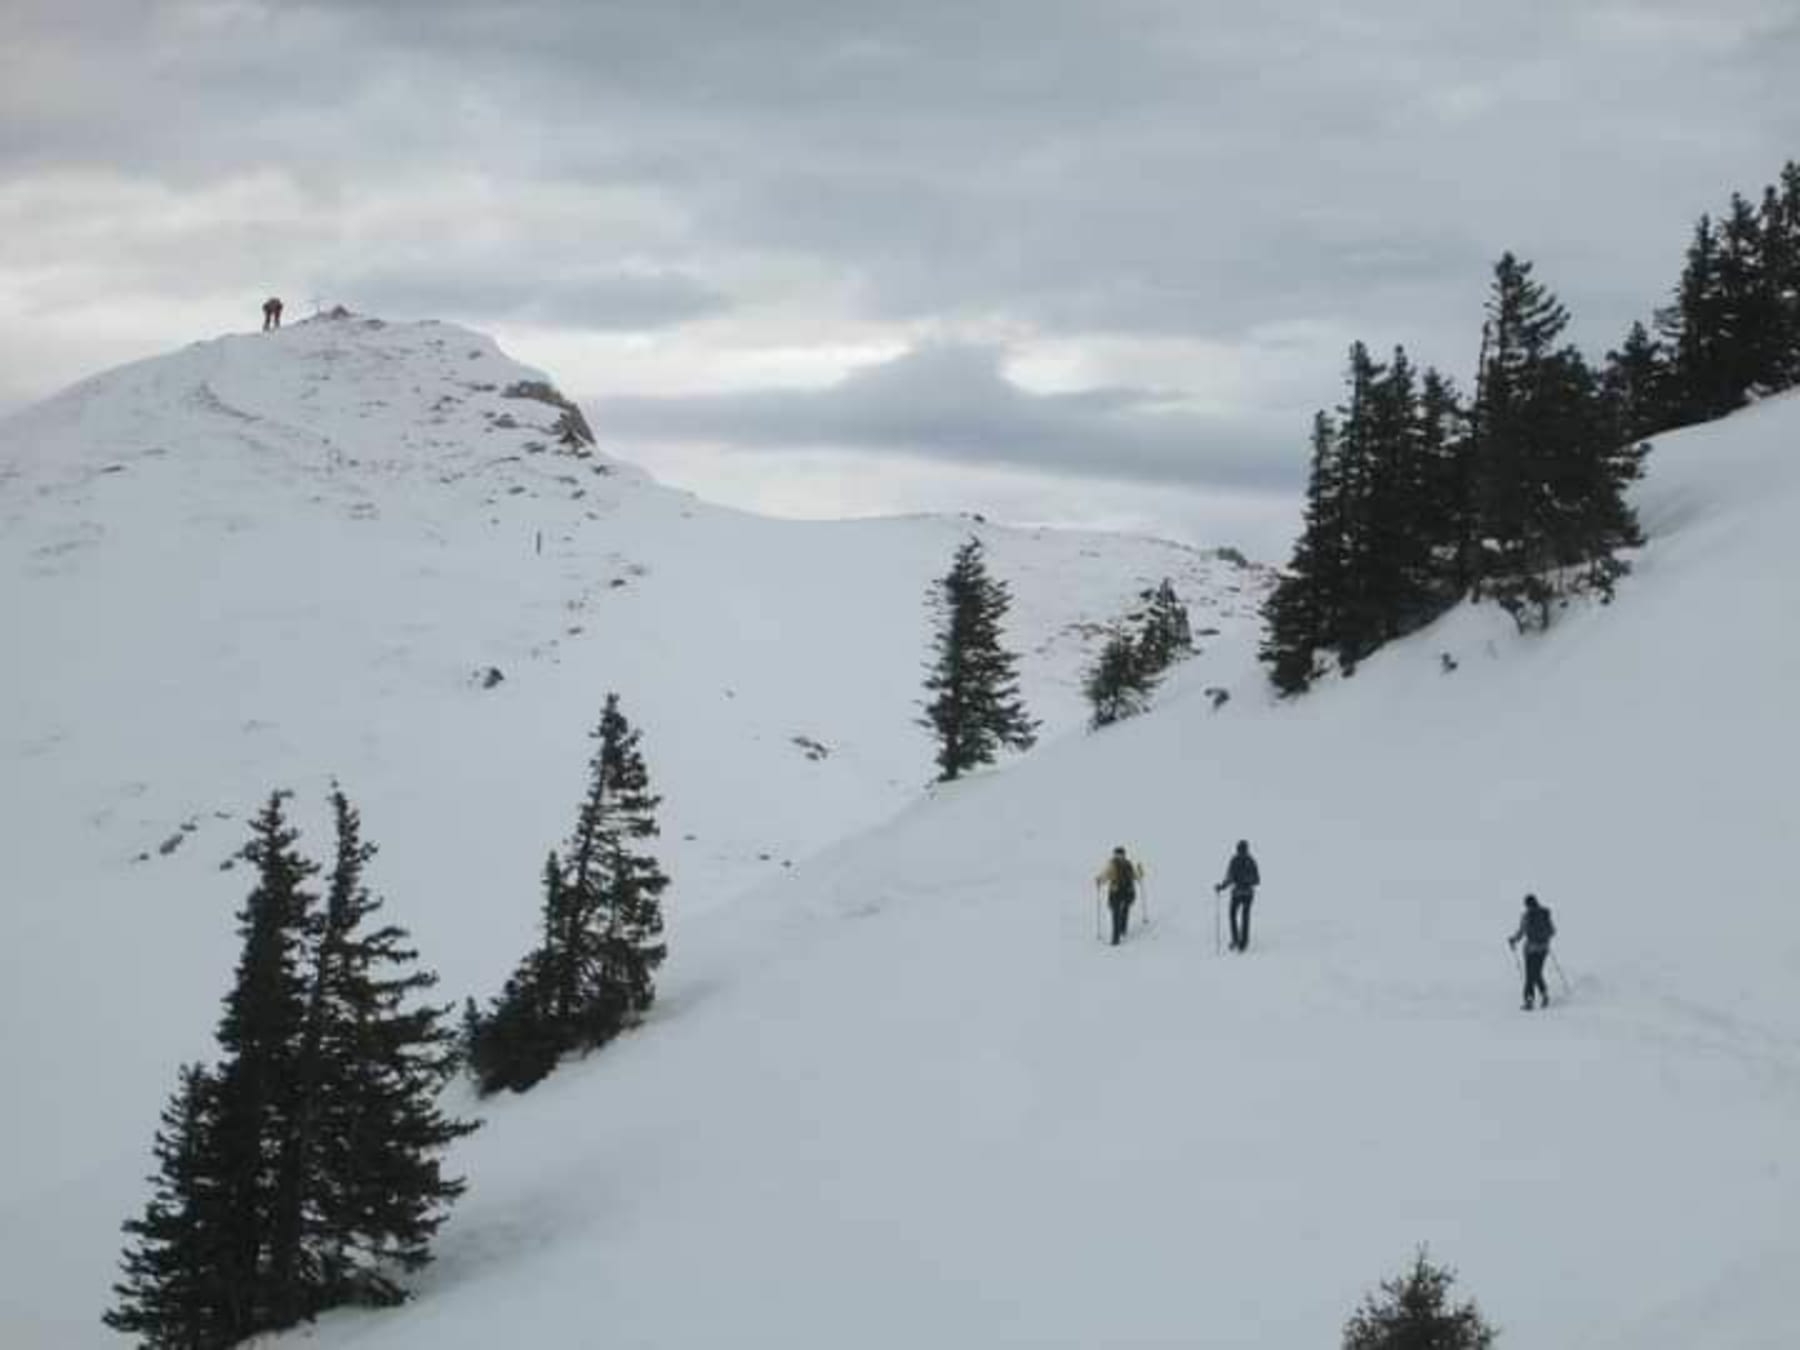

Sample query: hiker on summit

[1508,893,1557,1009]
[261,296,283,331]
[1095,846,1144,946]
[1214,840,1260,951]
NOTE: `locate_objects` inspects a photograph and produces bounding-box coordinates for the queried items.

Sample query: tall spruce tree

[1332,341,1385,667]
[920,537,1039,780]
[1415,365,1474,599]
[1717,191,1787,401]
[1660,214,1736,424]
[471,696,669,1094]
[208,791,320,1340]
[1471,253,1642,627]
[105,1065,231,1348]
[586,696,670,1027]
[302,788,478,1308]
[1260,410,1346,694]
[1355,346,1440,656]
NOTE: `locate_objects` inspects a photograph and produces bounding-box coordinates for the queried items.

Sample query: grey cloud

[591,342,1300,492]
[5,0,1800,478]
[340,265,729,330]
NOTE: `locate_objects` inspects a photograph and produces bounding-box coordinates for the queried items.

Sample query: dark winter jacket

[1222,851,1260,897]
[1097,856,1142,902]
[1511,906,1556,953]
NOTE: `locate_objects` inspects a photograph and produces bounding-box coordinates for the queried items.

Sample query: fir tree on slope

[300,788,477,1308]
[1261,348,1470,693]
[1133,578,1194,674]
[1416,365,1475,598]
[1085,578,1192,726]
[920,537,1039,781]
[106,791,317,1346]
[207,791,321,1341]
[1261,411,1346,695]
[1471,253,1645,628]
[467,866,562,1093]
[1659,214,1736,426]
[1341,1248,1497,1350]
[470,694,669,1095]
[1652,163,1800,425]
[1084,631,1156,728]
[1343,344,1445,663]
[104,1065,230,1348]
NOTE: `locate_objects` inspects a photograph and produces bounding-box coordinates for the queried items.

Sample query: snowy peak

[0,311,636,531]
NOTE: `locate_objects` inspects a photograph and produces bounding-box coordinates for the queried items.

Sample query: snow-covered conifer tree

[920,538,1038,780]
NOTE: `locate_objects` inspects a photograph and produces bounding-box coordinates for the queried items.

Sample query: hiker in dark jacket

[262,296,283,331]
[1094,846,1144,946]
[1213,840,1260,951]
[1508,893,1557,1010]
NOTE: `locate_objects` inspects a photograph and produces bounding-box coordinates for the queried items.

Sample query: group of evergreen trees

[919,540,1199,759]
[107,790,477,1347]
[467,693,669,1095]
[1620,160,1800,435]
[1084,579,1194,728]
[109,695,673,1346]
[1263,159,1800,695]
[1262,254,1642,692]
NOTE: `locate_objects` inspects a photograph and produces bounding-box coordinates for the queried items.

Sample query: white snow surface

[0,314,1264,1346]
[2,315,1796,1348]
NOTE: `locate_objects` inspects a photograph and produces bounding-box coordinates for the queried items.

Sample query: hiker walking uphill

[261,296,283,331]
[1508,894,1557,1010]
[1095,846,1144,946]
[1214,840,1260,952]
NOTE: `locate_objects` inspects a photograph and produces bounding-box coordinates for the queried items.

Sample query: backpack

[1524,906,1555,946]
[1110,858,1137,902]
[1229,853,1260,893]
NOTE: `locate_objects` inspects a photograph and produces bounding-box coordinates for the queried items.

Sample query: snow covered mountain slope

[0,314,1263,1346]
[284,391,1797,1348]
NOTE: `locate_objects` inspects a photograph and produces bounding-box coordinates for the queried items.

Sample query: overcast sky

[4,1,1797,557]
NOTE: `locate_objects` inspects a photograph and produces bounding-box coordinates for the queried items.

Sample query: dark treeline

[1264,160,1800,694]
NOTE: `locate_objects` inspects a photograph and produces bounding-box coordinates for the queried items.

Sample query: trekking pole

[1094,887,1103,943]
[1214,888,1223,956]
[1140,878,1151,928]
[1549,952,1572,996]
